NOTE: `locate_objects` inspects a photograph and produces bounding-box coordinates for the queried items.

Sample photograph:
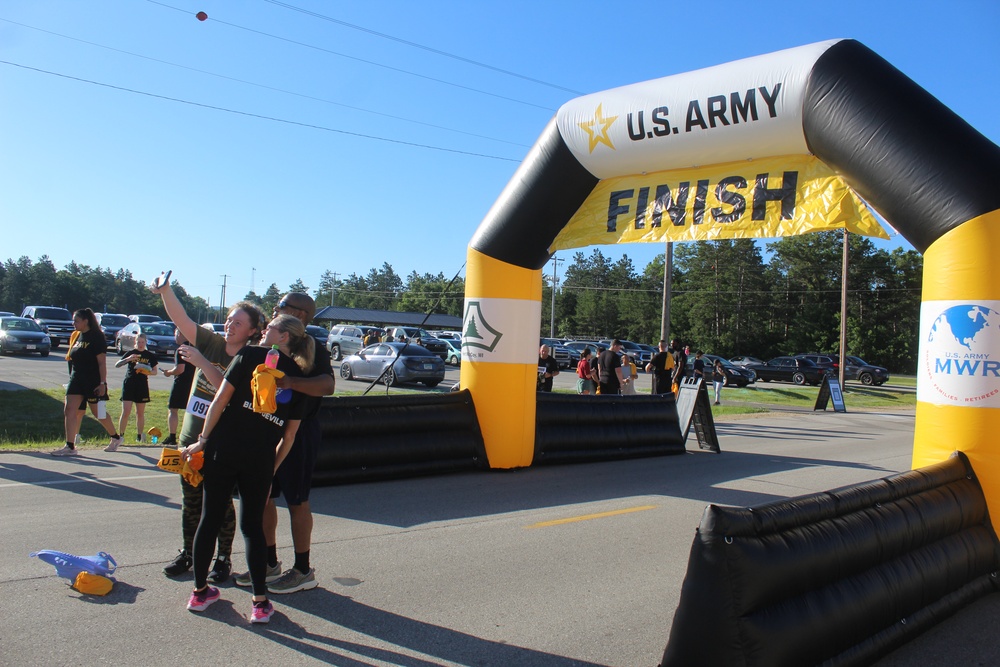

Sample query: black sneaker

[164,550,192,577]
[208,556,231,584]
[161,434,177,446]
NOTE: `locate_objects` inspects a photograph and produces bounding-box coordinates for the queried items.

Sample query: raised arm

[149,278,199,344]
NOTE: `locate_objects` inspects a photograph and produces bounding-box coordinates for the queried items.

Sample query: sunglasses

[276,300,300,311]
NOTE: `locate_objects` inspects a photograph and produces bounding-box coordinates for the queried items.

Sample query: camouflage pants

[181,477,236,558]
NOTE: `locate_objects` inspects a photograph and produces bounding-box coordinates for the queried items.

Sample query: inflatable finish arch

[461,39,1000,509]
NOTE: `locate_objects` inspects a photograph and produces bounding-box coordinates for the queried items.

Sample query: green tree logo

[462,301,502,352]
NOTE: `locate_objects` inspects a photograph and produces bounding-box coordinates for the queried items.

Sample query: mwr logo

[462,301,502,353]
[918,302,1000,407]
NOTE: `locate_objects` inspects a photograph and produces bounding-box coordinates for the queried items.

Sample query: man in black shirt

[537,345,560,392]
[646,339,675,395]
[597,339,627,395]
[670,339,688,393]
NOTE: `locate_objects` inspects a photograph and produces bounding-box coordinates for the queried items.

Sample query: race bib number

[186,395,212,417]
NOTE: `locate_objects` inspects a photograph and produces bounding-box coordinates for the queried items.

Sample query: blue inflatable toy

[30,550,117,581]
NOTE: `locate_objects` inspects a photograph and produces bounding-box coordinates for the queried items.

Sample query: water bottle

[265,345,280,369]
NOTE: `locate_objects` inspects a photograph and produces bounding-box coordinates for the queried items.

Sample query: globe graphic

[928,305,1000,353]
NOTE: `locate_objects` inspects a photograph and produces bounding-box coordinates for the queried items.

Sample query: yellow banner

[551,154,888,251]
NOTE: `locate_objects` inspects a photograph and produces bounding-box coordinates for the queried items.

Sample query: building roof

[314,306,462,329]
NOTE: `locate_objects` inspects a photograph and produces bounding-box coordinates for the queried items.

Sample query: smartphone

[154,270,172,288]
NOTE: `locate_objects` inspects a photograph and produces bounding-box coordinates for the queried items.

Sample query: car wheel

[339,362,352,380]
[40,350,50,357]
[330,344,341,361]
[383,368,396,386]
[792,372,806,385]
[859,372,874,385]
[423,379,441,388]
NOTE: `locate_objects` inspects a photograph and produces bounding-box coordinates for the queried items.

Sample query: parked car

[117,322,178,357]
[818,354,890,385]
[326,324,367,361]
[794,354,838,376]
[0,316,51,356]
[128,314,161,324]
[339,342,446,387]
[442,338,462,366]
[540,337,573,369]
[20,306,74,348]
[0,311,14,317]
[95,313,131,347]
[385,327,449,360]
[697,354,756,387]
[434,330,463,341]
[598,339,653,370]
[564,341,602,359]
[729,355,764,367]
[305,325,330,349]
[154,320,177,333]
[747,356,828,385]
[201,322,226,333]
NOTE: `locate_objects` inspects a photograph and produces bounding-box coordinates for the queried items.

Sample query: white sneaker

[104,436,123,452]
[51,445,80,457]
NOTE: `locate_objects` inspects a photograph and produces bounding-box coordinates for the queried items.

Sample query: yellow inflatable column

[460,248,542,468]
[913,209,1000,528]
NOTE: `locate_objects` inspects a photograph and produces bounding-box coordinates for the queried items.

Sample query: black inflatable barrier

[534,392,685,465]
[661,452,1000,667]
[312,390,488,485]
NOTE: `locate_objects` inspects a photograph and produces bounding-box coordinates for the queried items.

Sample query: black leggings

[193,458,272,596]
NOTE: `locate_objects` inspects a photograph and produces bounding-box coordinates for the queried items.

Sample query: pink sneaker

[250,599,274,624]
[187,586,220,612]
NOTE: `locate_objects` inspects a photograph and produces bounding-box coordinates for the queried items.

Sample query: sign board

[814,376,847,412]
[676,377,721,453]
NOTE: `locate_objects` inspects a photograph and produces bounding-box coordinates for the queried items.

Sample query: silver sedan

[340,342,446,388]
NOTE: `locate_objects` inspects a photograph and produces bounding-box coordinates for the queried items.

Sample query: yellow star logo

[578,103,618,153]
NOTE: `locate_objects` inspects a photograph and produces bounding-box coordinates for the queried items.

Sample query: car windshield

[101,315,129,326]
[35,308,71,319]
[141,324,173,336]
[2,318,42,331]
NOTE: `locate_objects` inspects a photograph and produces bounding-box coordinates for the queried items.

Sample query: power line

[260,0,584,95]
[145,1,559,111]
[0,17,531,149]
[0,60,520,162]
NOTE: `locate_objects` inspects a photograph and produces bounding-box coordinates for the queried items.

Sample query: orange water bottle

[265,345,280,369]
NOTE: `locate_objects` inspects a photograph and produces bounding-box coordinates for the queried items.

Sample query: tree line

[1,232,921,372]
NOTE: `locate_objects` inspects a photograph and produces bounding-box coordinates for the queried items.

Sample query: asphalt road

[4,407,997,666]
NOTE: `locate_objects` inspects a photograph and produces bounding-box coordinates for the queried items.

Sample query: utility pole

[330,272,340,307]
[660,241,673,342]
[549,255,563,338]
[839,229,849,387]
[251,267,256,295]
[219,275,229,323]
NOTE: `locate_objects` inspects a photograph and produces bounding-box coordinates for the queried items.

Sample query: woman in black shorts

[181,313,314,624]
[53,308,122,456]
[112,332,158,449]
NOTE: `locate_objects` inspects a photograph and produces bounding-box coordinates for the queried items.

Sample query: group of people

[52,277,337,625]
[561,338,725,404]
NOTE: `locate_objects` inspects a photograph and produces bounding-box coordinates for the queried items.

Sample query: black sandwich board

[814,375,847,412]
[676,377,720,453]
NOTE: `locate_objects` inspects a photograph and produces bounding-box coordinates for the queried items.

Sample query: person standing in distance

[645,340,675,395]
[537,345,560,392]
[52,308,122,455]
[670,339,688,394]
[111,332,158,448]
[235,293,336,595]
[597,339,627,395]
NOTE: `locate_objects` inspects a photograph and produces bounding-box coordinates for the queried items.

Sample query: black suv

[21,306,74,348]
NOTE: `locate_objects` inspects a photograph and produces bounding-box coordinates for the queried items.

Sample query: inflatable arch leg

[913,208,1000,524]
[461,248,542,468]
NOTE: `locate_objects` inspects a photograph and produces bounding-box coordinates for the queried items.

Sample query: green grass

[1,381,915,452]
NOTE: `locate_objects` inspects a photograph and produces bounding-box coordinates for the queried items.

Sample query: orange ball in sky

[196,11,208,21]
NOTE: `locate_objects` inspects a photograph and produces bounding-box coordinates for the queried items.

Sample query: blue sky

[2,0,997,306]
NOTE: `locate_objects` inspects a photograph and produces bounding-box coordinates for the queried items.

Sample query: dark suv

[21,306,74,348]
[96,313,130,347]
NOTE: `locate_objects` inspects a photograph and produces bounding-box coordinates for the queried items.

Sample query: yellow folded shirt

[251,364,285,414]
